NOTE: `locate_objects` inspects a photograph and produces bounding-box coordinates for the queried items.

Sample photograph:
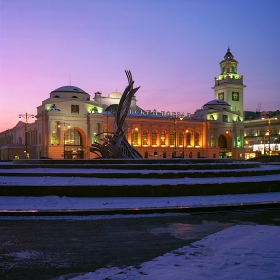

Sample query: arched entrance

[64,128,84,159]
[218,133,232,158]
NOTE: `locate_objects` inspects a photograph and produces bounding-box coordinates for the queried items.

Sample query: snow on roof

[51,86,87,94]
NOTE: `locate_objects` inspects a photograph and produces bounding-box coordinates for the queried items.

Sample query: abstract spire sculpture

[90,70,142,159]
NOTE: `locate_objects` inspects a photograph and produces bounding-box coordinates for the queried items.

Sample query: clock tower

[212,48,246,116]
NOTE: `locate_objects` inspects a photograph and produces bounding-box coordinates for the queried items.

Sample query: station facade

[0,49,247,160]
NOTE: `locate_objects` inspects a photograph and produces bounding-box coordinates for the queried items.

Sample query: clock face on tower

[232,92,239,101]
[218,92,224,100]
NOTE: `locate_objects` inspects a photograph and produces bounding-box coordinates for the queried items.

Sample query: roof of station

[203,100,231,106]
[51,86,88,94]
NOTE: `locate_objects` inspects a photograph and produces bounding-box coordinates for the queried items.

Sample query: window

[161,131,166,145]
[222,115,228,122]
[170,131,175,146]
[194,132,200,146]
[132,130,139,146]
[186,132,191,146]
[152,130,157,146]
[178,132,183,146]
[245,130,255,137]
[65,129,82,145]
[142,130,148,145]
[218,135,227,148]
[71,105,79,113]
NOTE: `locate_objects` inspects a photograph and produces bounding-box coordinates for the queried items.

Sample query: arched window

[132,130,139,146]
[152,130,157,146]
[170,131,175,146]
[65,129,82,146]
[218,134,227,148]
[186,132,191,146]
[142,130,148,145]
[161,131,166,146]
[18,137,22,145]
[194,132,200,146]
[178,131,183,146]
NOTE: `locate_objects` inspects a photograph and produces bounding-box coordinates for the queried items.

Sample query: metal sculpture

[90,70,142,159]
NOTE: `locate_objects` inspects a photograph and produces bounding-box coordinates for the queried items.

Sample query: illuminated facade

[244,112,280,159]
[0,49,247,160]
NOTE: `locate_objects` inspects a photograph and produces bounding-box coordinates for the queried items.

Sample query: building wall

[0,110,243,160]
[0,49,249,160]
[244,117,280,158]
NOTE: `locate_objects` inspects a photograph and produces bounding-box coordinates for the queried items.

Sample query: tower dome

[223,47,235,61]
[109,91,122,98]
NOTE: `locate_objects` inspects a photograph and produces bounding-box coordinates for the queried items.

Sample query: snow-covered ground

[1,172,280,186]
[2,196,279,280]
[62,225,280,280]
[1,164,280,186]
[0,192,280,211]
[1,163,280,279]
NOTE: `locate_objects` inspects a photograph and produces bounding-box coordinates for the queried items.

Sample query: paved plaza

[1,208,280,279]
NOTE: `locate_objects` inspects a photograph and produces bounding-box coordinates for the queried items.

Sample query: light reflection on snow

[64,225,280,280]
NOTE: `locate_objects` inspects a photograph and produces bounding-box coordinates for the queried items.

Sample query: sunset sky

[1,0,280,131]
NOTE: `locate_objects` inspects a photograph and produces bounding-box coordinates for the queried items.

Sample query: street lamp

[171,115,184,158]
[182,130,189,158]
[173,118,177,157]
[18,113,34,158]
[58,122,71,159]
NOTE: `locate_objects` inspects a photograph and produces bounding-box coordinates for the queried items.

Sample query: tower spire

[212,49,246,117]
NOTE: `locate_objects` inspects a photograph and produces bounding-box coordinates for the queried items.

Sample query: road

[1,208,280,280]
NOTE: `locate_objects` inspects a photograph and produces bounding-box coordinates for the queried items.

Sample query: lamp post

[173,118,177,157]
[183,130,189,158]
[171,115,184,158]
[18,113,34,158]
[267,115,271,155]
[58,122,71,159]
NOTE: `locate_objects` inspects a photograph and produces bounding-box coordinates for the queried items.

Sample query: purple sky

[1,0,280,132]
